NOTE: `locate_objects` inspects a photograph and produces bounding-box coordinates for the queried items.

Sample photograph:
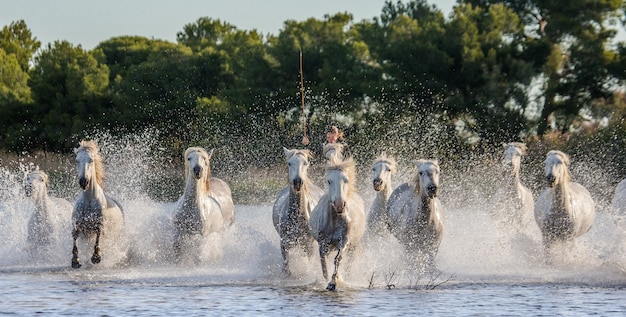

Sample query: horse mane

[504,142,528,155]
[284,148,313,162]
[546,150,572,183]
[326,156,357,195]
[75,140,105,188]
[184,147,212,191]
[373,152,397,174]
[27,170,49,185]
[323,143,344,158]
[412,159,439,194]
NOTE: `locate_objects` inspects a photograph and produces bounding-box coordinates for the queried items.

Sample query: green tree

[367,0,537,143]
[27,41,110,151]
[268,13,379,116]
[0,48,31,104]
[177,17,278,117]
[465,0,624,134]
[0,20,40,72]
[108,40,231,144]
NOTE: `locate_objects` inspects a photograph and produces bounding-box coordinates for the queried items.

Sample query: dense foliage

[1,0,626,177]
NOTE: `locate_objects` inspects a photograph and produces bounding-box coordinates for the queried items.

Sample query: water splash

[0,129,625,289]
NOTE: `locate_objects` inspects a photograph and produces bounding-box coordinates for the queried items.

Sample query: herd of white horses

[15,140,626,290]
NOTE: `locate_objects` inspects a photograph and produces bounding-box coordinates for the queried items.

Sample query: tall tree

[465,0,624,134]
[0,20,40,72]
[27,41,110,151]
[177,17,278,117]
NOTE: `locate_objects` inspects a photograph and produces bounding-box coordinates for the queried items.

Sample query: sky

[2,0,456,50]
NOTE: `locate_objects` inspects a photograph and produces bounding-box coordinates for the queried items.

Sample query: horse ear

[414,160,426,168]
[519,143,528,155]
[283,147,292,158]
[502,142,509,149]
[207,149,214,158]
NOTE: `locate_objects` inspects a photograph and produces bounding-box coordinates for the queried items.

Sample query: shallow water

[2,200,626,316]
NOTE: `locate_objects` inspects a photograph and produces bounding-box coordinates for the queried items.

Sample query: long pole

[300,51,309,145]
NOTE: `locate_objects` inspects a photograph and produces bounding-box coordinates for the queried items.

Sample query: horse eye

[386,168,391,172]
[288,162,292,166]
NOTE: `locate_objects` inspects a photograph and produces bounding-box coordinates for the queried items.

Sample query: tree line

[1,0,625,170]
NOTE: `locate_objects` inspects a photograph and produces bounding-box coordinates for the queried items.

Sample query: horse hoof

[71,261,81,269]
[326,283,337,291]
[91,254,101,264]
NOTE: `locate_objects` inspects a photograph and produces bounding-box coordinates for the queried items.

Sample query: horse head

[544,150,571,188]
[184,147,213,189]
[24,169,48,198]
[283,148,312,192]
[502,142,527,173]
[326,157,356,213]
[415,159,440,198]
[323,143,344,162]
[372,153,397,192]
[75,140,105,190]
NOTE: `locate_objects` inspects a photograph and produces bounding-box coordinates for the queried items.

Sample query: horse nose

[79,177,88,189]
[193,165,202,178]
[333,199,346,213]
[292,177,303,191]
[373,178,383,191]
[427,184,438,197]
[24,185,33,197]
[546,174,556,186]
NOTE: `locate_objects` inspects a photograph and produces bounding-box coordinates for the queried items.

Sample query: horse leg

[280,240,290,276]
[327,247,345,291]
[91,228,102,264]
[327,240,349,291]
[319,243,329,281]
[71,228,81,269]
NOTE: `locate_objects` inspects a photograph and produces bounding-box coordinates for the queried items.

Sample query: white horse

[367,153,397,236]
[386,159,443,271]
[309,156,365,291]
[72,140,125,269]
[272,148,324,274]
[173,147,235,262]
[24,169,72,255]
[534,150,595,259]
[491,142,535,231]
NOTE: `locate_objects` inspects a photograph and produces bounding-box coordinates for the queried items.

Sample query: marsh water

[2,200,626,316]
[2,145,626,316]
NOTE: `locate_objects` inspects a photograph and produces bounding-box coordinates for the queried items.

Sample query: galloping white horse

[173,147,235,262]
[24,169,72,255]
[386,159,443,271]
[72,140,125,269]
[534,150,595,259]
[491,142,535,231]
[367,153,397,236]
[272,148,324,274]
[309,157,365,291]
